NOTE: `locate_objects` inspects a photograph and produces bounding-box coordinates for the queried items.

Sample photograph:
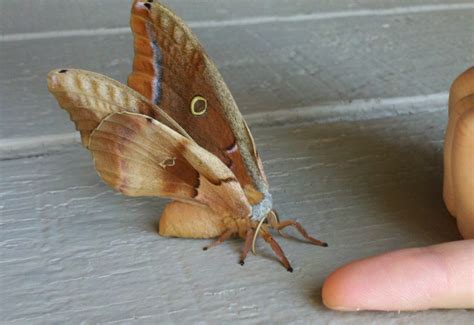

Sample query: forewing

[47,68,189,147]
[89,112,252,218]
[128,1,269,205]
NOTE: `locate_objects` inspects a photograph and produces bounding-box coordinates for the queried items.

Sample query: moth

[47,0,326,271]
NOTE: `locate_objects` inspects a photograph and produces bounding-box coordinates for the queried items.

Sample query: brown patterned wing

[89,112,252,219]
[128,1,272,216]
[47,68,190,147]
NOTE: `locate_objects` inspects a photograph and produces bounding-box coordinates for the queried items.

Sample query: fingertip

[322,241,474,311]
[322,256,378,311]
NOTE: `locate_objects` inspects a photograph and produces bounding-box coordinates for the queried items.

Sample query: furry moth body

[47,0,327,271]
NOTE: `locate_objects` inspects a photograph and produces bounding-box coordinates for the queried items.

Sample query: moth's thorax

[251,189,273,221]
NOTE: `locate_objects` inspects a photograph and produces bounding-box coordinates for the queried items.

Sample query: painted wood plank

[2,0,472,34]
[1,110,469,323]
[1,10,472,140]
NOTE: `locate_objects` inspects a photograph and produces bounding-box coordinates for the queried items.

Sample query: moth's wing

[89,111,252,218]
[128,1,270,209]
[159,201,227,238]
[47,68,189,147]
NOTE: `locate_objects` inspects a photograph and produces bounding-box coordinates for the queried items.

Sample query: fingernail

[325,304,363,312]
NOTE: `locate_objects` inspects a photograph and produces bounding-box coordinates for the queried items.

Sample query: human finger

[443,66,474,217]
[322,240,474,311]
[451,99,474,238]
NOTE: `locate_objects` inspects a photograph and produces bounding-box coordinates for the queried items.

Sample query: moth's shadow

[271,115,460,244]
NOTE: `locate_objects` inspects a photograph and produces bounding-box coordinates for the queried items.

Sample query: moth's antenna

[252,215,268,255]
[271,209,280,223]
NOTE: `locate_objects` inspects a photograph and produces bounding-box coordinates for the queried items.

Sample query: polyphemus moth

[47,0,327,271]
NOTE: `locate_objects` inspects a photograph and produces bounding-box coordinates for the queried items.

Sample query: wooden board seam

[1,3,473,42]
[0,92,448,160]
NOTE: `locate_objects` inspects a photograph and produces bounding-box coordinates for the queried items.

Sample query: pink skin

[322,67,474,311]
[322,241,474,311]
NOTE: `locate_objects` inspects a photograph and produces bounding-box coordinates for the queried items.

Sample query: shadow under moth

[47,0,327,271]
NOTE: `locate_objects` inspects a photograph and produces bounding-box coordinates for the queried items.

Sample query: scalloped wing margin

[47,68,189,147]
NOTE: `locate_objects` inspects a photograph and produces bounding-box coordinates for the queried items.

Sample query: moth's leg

[202,229,234,251]
[268,210,290,239]
[274,219,328,247]
[159,201,226,239]
[239,228,255,266]
[261,230,293,272]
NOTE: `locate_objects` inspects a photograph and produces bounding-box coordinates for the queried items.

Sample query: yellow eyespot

[190,96,207,116]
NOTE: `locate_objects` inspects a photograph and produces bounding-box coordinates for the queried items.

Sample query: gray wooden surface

[1,0,473,324]
[1,2,473,139]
